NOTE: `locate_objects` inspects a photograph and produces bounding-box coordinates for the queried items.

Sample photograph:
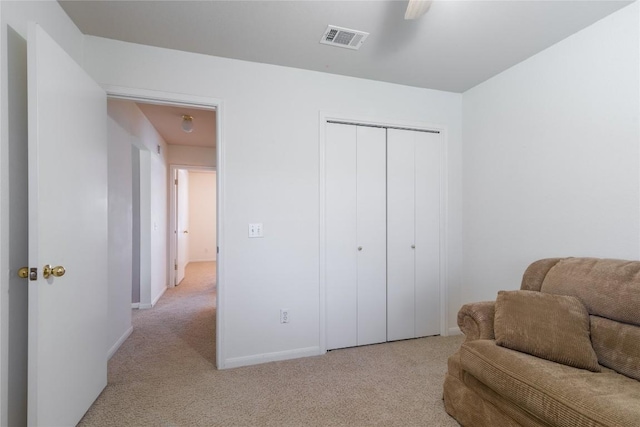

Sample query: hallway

[80,261,217,425]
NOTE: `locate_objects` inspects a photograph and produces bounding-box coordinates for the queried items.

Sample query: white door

[414,132,441,337]
[387,129,417,341]
[325,123,358,350]
[387,128,441,341]
[27,23,108,426]
[176,169,190,285]
[325,124,386,350]
[355,126,386,346]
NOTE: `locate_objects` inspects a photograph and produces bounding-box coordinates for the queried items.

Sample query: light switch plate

[248,223,263,238]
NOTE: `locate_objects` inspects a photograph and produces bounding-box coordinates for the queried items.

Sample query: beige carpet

[79,261,464,426]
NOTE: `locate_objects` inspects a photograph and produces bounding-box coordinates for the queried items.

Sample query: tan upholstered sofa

[443,257,640,427]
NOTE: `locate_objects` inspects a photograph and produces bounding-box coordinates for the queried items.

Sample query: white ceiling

[136,103,216,148]
[59,0,632,93]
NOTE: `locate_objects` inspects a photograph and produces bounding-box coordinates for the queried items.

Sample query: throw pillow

[494,290,601,372]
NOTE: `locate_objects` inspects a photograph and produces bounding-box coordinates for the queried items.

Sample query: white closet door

[327,123,438,348]
[387,129,416,341]
[415,132,441,337]
[326,123,358,350]
[387,128,441,340]
[356,126,387,346]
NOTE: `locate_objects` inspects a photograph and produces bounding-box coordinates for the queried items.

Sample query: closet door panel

[326,123,357,350]
[387,129,416,341]
[415,132,441,337]
[356,126,387,346]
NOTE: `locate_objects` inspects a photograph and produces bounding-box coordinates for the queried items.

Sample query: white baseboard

[189,258,217,263]
[138,286,168,309]
[108,326,133,360]
[131,303,140,309]
[222,346,321,370]
[151,285,167,307]
[448,326,462,336]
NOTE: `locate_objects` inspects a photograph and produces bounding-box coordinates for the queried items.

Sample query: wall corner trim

[108,326,133,360]
[150,286,167,308]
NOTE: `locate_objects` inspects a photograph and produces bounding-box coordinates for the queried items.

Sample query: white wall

[150,146,168,304]
[0,7,4,422]
[83,37,463,367]
[0,1,85,424]
[138,150,153,307]
[131,146,141,303]
[169,145,216,167]
[189,171,217,262]
[106,104,133,356]
[107,99,169,308]
[461,2,640,304]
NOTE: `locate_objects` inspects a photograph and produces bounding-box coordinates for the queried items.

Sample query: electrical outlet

[248,223,263,238]
[280,309,290,324]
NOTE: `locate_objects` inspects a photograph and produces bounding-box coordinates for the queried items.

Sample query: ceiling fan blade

[405,0,433,20]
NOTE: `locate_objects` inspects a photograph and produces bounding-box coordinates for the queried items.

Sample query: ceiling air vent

[320,25,369,51]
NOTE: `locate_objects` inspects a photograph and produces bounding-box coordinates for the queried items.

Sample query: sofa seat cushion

[460,340,640,427]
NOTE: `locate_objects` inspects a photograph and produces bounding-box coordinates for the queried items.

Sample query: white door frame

[169,164,216,288]
[319,111,449,354]
[104,86,226,369]
[0,5,4,423]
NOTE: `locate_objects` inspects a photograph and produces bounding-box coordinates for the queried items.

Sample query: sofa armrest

[457,301,495,342]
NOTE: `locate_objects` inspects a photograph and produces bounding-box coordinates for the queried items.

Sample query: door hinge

[174,261,177,271]
[175,179,178,185]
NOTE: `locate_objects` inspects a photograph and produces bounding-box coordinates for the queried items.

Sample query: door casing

[105,86,226,369]
[169,165,216,288]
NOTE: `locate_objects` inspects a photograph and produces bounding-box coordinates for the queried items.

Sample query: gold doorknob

[43,264,65,279]
[183,230,189,234]
[18,267,29,279]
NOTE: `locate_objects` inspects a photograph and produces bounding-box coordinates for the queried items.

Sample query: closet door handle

[357,246,363,251]
[411,244,415,249]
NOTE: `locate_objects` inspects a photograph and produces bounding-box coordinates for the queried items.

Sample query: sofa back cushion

[591,316,640,381]
[523,257,640,380]
[520,258,562,291]
[538,258,640,327]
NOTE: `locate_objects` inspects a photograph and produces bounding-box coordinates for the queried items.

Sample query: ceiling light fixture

[405,0,433,20]
[181,115,194,133]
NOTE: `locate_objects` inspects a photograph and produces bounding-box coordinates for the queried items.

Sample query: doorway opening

[170,166,217,288]
[105,87,225,369]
